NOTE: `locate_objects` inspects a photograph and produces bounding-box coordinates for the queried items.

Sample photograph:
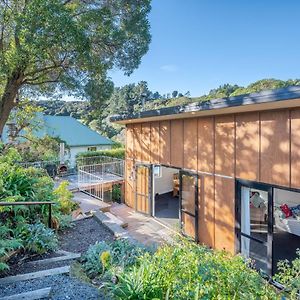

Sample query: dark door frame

[134,163,153,216]
[235,179,273,275]
[235,178,300,276]
[179,170,199,242]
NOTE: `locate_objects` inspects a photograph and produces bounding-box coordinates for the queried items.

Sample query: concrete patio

[109,203,177,246]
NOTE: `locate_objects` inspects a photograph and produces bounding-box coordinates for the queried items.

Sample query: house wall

[125,107,300,254]
[69,145,112,167]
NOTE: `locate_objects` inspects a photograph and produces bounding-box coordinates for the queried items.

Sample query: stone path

[72,192,110,214]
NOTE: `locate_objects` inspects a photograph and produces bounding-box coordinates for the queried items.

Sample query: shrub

[112,184,122,203]
[82,241,111,278]
[110,240,278,300]
[0,225,23,272]
[18,223,58,255]
[53,181,78,214]
[273,250,300,299]
[54,213,74,231]
[82,239,147,279]
[76,148,125,161]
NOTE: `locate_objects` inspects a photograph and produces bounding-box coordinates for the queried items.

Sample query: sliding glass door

[236,180,273,276]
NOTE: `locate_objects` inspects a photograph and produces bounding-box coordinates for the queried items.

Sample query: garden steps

[104,212,128,228]
[0,287,52,300]
[93,210,135,242]
[0,266,70,284]
[26,250,81,267]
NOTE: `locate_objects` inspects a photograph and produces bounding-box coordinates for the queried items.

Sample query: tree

[0,0,151,137]
[172,90,178,98]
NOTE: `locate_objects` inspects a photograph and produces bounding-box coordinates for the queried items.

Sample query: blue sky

[109,0,300,97]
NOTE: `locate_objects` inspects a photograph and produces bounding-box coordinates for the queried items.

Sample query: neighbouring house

[4,114,113,166]
[110,86,300,276]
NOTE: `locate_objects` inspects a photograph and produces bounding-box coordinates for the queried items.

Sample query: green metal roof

[4,115,113,147]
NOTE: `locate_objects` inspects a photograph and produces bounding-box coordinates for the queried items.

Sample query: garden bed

[1,217,114,278]
[59,216,114,253]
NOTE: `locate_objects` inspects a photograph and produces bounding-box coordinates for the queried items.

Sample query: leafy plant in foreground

[110,240,279,300]
[273,249,300,299]
[0,225,23,272]
[18,223,58,255]
[82,239,147,279]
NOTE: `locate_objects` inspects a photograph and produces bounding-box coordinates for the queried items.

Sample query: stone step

[93,211,135,242]
[104,212,128,228]
[26,251,80,267]
[0,287,52,300]
[0,266,70,285]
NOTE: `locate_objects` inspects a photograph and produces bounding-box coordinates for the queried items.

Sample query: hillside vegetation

[34,78,300,142]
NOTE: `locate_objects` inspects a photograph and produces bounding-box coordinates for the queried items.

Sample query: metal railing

[78,160,124,201]
[0,201,56,228]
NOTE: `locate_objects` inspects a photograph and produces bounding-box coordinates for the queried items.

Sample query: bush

[82,239,147,279]
[273,249,300,299]
[76,148,125,161]
[18,223,58,255]
[112,184,122,203]
[82,241,111,278]
[110,240,278,300]
[53,181,78,214]
[0,225,22,272]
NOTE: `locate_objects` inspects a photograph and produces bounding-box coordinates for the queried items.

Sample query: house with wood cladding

[110,86,300,276]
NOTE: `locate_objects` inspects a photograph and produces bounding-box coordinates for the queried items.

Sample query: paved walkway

[110,203,177,247]
[72,192,110,214]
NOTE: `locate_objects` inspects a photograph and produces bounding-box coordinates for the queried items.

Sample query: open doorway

[153,166,180,230]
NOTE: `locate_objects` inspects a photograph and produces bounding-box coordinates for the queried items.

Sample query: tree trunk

[0,72,23,139]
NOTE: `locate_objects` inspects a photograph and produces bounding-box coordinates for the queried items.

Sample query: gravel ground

[0,217,115,299]
[1,217,114,278]
[0,274,110,300]
[59,217,114,253]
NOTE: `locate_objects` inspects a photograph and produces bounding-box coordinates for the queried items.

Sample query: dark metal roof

[110,86,300,123]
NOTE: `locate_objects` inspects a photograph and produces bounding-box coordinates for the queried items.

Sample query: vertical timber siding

[125,107,300,254]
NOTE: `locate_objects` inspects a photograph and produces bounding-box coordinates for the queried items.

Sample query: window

[237,180,300,276]
[153,165,162,178]
[87,146,97,152]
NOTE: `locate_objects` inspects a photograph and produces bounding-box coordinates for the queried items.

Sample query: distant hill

[35,78,300,142]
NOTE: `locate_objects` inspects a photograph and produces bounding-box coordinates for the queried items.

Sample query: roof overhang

[110,86,300,125]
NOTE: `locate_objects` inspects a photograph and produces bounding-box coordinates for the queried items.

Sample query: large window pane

[241,236,268,274]
[181,174,196,214]
[273,188,300,272]
[241,187,268,242]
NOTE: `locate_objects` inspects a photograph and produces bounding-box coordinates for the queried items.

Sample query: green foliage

[0,0,151,135]
[76,148,125,161]
[18,223,58,255]
[18,135,69,162]
[112,184,122,203]
[82,241,111,278]
[35,78,300,143]
[273,250,300,299]
[110,240,278,300]
[0,149,75,271]
[53,181,77,215]
[54,213,74,231]
[82,239,147,279]
[0,224,23,272]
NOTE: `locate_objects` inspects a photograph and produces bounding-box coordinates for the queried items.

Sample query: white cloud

[160,64,178,72]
